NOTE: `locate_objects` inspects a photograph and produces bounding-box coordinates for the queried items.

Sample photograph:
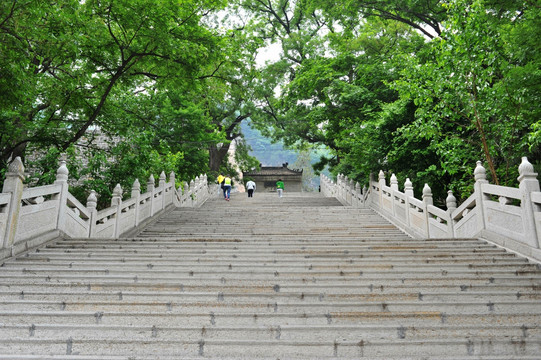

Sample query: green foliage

[392,0,540,199]
[0,0,231,203]
[238,0,540,204]
[2,0,539,209]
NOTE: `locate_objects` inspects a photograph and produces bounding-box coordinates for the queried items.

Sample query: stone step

[4,263,536,275]
[1,323,539,343]
[1,290,539,303]
[1,282,539,294]
[1,298,539,314]
[13,246,516,258]
[1,273,539,288]
[0,336,539,359]
[1,193,540,359]
[2,310,539,327]
[2,274,539,288]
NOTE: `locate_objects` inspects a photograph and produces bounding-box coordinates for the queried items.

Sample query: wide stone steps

[0,337,540,359]
[1,192,540,359]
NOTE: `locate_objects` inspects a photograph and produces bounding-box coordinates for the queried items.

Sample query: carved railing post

[404,178,414,197]
[518,157,540,248]
[344,176,351,205]
[189,179,195,207]
[2,157,25,249]
[378,170,386,208]
[390,174,399,191]
[86,190,98,237]
[473,161,489,234]
[422,183,433,206]
[159,171,166,210]
[147,175,155,216]
[404,178,413,228]
[194,176,200,206]
[390,174,399,217]
[54,157,69,235]
[169,171,176,206]
[446,190,457,213]
[422,183,433,237]
[111,184,122,238]
[355,182,361,207]
[131,179,141,227]
[183,182,189,207]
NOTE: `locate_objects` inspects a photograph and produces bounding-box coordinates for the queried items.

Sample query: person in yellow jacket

[217,174,225,198]
[223,175,232,201]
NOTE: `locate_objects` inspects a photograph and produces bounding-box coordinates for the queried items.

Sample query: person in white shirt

[245,180,256,198]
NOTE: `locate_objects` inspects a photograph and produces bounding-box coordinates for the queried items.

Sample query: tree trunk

[209,144,231,173]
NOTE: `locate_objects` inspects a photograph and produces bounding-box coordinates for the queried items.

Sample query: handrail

[321,157,541,262]
[0,157,211,260]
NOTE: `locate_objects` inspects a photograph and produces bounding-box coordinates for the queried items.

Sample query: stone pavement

[0,192,540,359]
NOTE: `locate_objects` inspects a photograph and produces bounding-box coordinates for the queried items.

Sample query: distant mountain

[240,121,298,166]
[241,121,328,167]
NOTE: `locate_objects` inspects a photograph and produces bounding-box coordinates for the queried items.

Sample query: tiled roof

[244,166,303,176]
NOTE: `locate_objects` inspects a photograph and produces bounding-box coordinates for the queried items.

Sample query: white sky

[256,42,282,68]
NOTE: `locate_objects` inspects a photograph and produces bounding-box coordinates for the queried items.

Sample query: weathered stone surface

[0,192,540,359]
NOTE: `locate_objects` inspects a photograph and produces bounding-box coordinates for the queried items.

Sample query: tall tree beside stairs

[208,113,251,174]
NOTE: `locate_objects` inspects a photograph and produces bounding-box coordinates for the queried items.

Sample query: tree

[393,0,541,195]
[0,0,227,170]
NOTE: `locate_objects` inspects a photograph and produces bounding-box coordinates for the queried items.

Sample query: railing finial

[56,158,69,183]
[474,161,487,182]
[446,190,457,212]
[86,190,98,210]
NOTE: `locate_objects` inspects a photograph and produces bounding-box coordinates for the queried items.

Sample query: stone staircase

[0,192,540,359]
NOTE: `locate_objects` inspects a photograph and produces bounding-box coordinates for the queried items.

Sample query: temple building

[243,163,303,192]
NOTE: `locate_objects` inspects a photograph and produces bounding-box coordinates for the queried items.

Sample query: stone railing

[321,157,541,262]
[0,157,211,261]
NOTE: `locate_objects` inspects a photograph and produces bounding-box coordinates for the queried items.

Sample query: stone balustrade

[321,157,541,262]
[0,157,211,261]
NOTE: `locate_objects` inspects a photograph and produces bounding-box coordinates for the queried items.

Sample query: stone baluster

[422,183,433,206]
[349,179,354,205]
[403,178,413,229]
[355,182,361,207]
[159,171,166,210]
[183,182,189,207]
[131,179,141,198]
[147,175,155,216]
[404,178,414,197]
[54,158,69,235]
[362,185,368,201]
[195,176,200,205]
[111,184,122,238]
[473,161,488,234]
[336,174,342,201]
[389,174,399,217]
[111,184,122,206]
[189,180,195,207]
[446,190,457,213]
[2,157,25,249]
[344,176,350,205]
[147,174,155,193]
[518,157,540,248]
[378,170,386,207]
[131,179,141,227]
[422,183,433,238]
[390,174,399,191]
[169,172,176,206]
[86,190,98,237]
[159,171,166,188]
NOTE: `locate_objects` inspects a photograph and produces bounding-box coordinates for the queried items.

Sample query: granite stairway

[0,192,540,359]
